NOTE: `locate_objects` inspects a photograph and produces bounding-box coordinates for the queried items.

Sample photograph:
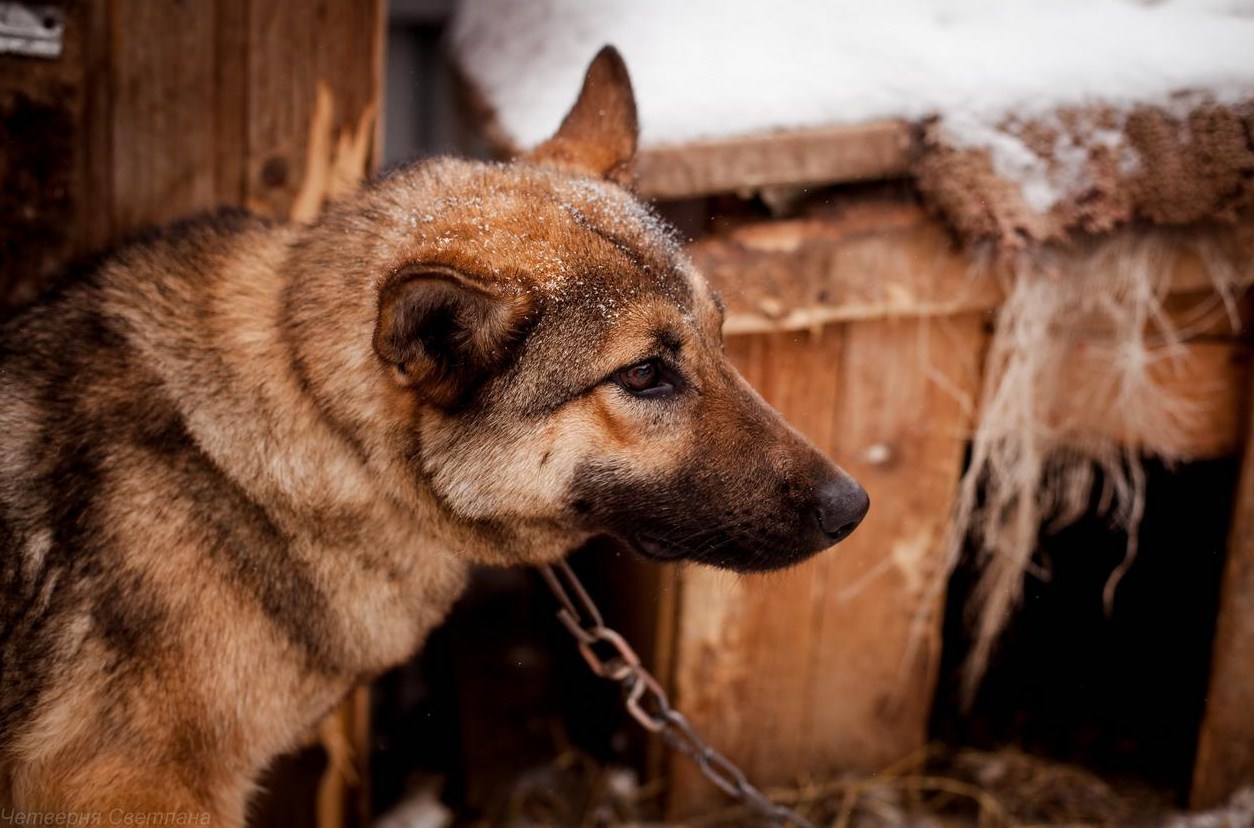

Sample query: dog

[0,47,868,823]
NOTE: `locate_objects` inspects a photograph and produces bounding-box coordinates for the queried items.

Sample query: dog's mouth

[627,531,687,562]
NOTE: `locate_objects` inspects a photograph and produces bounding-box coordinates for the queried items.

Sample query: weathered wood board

[0,0,382,313]
[0,1,95,308]
[634,121,915,200]
[696,203,1254,338]
[667,314,988,816]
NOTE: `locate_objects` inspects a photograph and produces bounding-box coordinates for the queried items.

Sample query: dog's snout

[814,475,870,545]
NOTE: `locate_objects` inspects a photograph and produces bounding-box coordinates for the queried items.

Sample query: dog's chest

[296,508,471,676]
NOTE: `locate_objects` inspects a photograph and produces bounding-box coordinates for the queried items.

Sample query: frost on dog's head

[295,47,867,573]
[369,46,637,411]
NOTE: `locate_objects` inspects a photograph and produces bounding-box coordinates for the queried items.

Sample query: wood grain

[213,0,250,208]
[80,0,114,252]
[692,205,1254,337]
[691,202,995,334]
[634,121,916,200]
[109,0,219,235]
[0,0,92,309]
[245,0,383,218]
[668,315,987,816]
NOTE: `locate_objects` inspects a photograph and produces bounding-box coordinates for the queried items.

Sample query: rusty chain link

[541,560,816,828]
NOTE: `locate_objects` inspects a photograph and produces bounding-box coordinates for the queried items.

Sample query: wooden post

[667,314,987,816]
[1192,368,1254,808]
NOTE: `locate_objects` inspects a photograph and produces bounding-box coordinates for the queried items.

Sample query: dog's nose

[814,475,870,544]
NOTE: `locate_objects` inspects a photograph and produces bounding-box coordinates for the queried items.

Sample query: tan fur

[0,47,867,821]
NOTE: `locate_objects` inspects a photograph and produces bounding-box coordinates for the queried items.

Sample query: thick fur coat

[0,49,866,821]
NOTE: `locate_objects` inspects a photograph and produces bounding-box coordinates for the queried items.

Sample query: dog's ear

[524,45,639,187]
[373,267,535,408]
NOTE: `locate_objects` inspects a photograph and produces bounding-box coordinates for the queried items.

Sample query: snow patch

[452,0,1254,149]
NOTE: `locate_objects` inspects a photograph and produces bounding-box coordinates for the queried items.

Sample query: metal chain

[540,561,816,828]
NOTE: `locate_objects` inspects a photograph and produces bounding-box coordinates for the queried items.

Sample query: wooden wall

[658,204,1254,817]
[0,0,382,312]
[655,208,987,816]
[666,315,985,815]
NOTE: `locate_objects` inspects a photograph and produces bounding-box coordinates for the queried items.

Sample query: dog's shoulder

[0,206,306,742]
[103,207,274,279]
[5,207,271,326]
[0,205,286,544]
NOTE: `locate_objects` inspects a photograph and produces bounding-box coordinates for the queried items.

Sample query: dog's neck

[107,222,472,676]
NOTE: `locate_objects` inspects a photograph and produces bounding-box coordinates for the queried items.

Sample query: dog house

[449,0,1254,822]
[4,0,1254,825]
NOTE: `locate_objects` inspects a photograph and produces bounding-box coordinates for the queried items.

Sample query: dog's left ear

[373,267,535,408]
[524,45,639,187]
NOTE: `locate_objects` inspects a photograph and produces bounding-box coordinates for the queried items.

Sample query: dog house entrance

[930,455,1238,802]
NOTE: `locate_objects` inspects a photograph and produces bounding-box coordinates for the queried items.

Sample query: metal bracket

[0,3,63,59]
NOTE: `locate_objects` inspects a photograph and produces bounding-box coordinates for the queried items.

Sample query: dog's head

[296,48,867,572]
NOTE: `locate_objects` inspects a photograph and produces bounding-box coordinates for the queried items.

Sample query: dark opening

[367,540,656,824]
[930,455,1237,803]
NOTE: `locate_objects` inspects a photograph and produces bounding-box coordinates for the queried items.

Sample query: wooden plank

[245,0,312,216]
[694,207,1248,457]
[669,327,846,817]
[81,0,114,252]
[692,202,995,334]
[1191,368,1254,808]
[451,61,915,200]
[634,121,916,200]
[668,314,987,816]
[213,0,250,207]
[804,315,985,773]
[693,205,1254,336]
[245,0,383,218]
[316,685,372,828]
[0,0,91,310]
[108,0,220,235]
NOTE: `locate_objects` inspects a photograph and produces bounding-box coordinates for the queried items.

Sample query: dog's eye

[615,360,674,397]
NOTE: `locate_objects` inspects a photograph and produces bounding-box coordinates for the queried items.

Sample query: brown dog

[0,48,867,823]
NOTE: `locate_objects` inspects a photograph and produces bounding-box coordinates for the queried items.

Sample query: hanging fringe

[918,229,1250,705]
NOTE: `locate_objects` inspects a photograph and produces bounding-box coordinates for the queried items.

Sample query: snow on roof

[450,0,1254,149]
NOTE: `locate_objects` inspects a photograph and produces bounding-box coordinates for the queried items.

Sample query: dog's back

[0,212,334,814]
